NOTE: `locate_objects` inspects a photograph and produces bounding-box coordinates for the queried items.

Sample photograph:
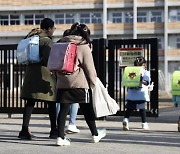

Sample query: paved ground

[0,107,180,154]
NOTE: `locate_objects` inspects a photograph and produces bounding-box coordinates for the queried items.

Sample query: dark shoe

[49,128,58,139]
[18,130,32,140]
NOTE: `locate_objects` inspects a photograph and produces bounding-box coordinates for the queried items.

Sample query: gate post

[150,38,159,116]
[92,38,107,86]
[108,40,115,98]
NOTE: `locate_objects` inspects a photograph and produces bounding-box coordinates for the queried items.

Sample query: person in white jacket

[122,56,151,131]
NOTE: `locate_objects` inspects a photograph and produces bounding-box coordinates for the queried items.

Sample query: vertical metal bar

[115,44,118,102]
[16,61,19,108]
[0,49,2,107]
[108,40,115,98]
[8,49,11,109]
[150,38,159,117]
[12,49,15,108]
[92,39,107,86]
[99,38,106,86]
[92,39,99,77]
[3,49,7,108]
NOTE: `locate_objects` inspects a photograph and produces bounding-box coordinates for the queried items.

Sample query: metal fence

[0,38,158,117]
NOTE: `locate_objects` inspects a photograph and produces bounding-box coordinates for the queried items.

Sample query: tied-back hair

[134,56,146,66]
[63,29,71,37]
[57,29,71,43]
[69,22,91,47]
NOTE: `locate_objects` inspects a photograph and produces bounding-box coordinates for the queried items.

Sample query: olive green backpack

[122,66,142,87]
[172,71,180,95]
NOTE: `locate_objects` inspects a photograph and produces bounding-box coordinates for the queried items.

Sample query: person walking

[56,103,80,133]
[56,23,106,146]
[18,18,57,140]
[122,56,151,131]
[55,29,80,134]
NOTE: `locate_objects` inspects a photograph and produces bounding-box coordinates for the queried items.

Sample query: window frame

[24,14,34,25]
[169,9,180,22]
[35,14,44,25]
[10,14,20,25]
[80,13,91,24]
[0,15,9,25]
[177,38,180,49]
[91,12,102,24]
[112,12,122,23]
[65,13,75,24]
[124,11,133,23]
[137,11,147,23]
[150,11,163,23]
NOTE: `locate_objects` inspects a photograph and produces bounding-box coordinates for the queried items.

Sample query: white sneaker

[122,118,129,131]
[66,125,80,134]
[142,122,149,130]
[92,129,106,143]
[56,137,71,146]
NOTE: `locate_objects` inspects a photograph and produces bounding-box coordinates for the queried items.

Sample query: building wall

[0,0,180,91]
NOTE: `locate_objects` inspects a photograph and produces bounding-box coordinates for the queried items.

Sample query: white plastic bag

[91,77,119,118]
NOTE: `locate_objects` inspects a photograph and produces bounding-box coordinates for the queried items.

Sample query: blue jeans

[56,103,79,125]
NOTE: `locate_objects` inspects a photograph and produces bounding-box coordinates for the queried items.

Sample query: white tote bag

[91,77,119,118]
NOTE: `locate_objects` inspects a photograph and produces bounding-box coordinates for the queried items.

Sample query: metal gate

[0,38,158,117]
[0,44,48,115]
[106,38,158,117]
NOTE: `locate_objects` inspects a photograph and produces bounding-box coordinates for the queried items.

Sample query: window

[137,12,147,22]
[25,15,34,25]
[10,15,20,25]
[151,11,162,22]
[158,38,163,49]
[125,12,133,23]
[91,13,102,23]
[169,10,180,22]
[169,10,177,21]
[35,14,44,25]
[65,13,75,24]
[177,11,180,21]
[112,12,122,23]
[55,14,64,24]
[0,15,9,25]
[80,13,90,24]
[55,13,75,24]
[177,38,180,48]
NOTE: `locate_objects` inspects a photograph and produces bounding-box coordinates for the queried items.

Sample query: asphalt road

[0,107,179,154]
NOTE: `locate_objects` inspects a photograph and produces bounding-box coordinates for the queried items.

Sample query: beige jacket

[56,35,97,89]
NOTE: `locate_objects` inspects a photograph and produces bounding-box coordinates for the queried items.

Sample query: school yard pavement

[0,107,180,154]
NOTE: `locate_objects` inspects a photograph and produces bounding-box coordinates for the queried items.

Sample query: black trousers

[124,108,146,123]
[57,102,98,139]
[22,99,56,131]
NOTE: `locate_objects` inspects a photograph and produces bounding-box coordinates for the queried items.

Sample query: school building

[0,0,180,91]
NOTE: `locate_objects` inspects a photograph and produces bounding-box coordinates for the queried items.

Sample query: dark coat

[21,31,56,102]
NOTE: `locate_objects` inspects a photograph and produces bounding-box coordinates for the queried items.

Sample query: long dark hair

[69,22,91,45]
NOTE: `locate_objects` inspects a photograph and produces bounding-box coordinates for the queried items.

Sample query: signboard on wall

[119,48,144,67]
